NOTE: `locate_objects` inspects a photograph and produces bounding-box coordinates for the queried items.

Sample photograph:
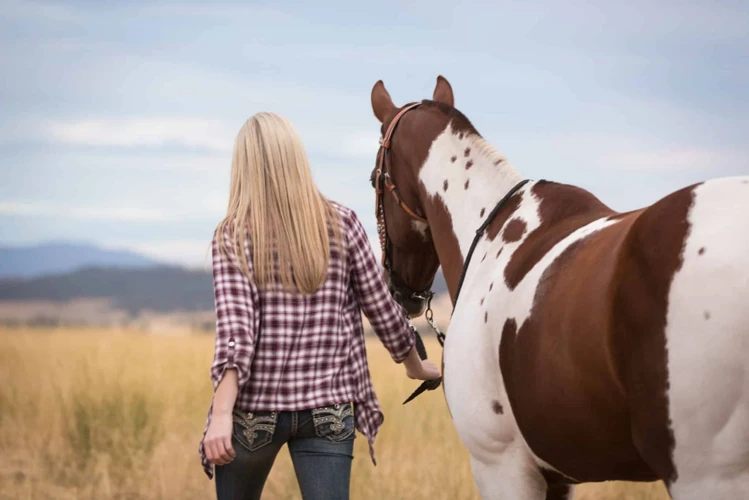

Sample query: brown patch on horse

[498,183,695,484]
[486,191,524,241]
[416,190,464,300]
[500,223,658,483]
[480,297,485,306]
[698,247,705,255]
[497,247,503,258]
[491,400,504,414]
[443,180,449,192]
[480,208,486,218]
[504,181,614,290]
[451,155,457,163]
[466,159,474,169]
[485,311,488,323]
[464,179,470,190]
[502,218,527,243]
[464,147,471,157]
[612,185,697,486]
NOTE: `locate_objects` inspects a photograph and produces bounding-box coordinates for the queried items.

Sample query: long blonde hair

[216,112,340,294]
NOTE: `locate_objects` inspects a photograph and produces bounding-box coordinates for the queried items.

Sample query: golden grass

[0,328,669,499]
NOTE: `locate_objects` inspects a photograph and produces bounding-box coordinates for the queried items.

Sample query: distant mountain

[0,263,448,316]
[0,265,213,314]
[0,242,160,278]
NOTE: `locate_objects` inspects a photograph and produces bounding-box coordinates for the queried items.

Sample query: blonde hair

[216,112,340,294]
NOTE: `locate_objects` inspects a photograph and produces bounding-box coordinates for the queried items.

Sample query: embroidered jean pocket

[232,410,277,452]
[311,403,355,442]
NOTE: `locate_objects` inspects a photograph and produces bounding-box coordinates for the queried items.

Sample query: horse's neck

[419,128,524,296]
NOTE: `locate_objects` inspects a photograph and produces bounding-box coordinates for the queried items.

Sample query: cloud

[28,115,379,163]
[513,131,748,173]
[43,117,236,152]
[101,239,214,269]
[0,201,170,221]
[3,0,87,24]
[606,148,749,172]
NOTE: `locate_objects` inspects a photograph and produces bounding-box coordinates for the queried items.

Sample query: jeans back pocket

[232,410,277,452]
[311,403,355,442]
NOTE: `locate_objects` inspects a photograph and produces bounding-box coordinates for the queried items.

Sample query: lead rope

[402,293,444,404]
[425,293,445,347]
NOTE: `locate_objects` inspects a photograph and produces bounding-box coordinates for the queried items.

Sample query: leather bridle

[373,102,434,317]
[373,102,445,404]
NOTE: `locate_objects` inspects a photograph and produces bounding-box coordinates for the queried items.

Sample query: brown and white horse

[370,76,749,499]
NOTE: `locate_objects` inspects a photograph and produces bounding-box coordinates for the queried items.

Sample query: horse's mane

[420,99,508,167]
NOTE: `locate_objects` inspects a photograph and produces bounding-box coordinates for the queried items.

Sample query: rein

[451,179,530,309]
[373,103,528,404]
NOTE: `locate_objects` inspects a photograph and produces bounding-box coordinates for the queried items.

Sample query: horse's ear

[371,80,396,123]
[432,75,454,107]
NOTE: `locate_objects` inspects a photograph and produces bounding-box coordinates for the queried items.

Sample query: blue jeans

[215,403,355,500]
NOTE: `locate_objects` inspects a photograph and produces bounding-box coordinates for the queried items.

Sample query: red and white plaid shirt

[199,202,415,478]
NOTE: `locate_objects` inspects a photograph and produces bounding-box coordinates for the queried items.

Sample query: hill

[0,264,447,316]
[0,266,213,314]
[0,242,160,278]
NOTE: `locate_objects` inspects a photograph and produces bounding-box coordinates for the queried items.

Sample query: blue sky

[1,0,747,269]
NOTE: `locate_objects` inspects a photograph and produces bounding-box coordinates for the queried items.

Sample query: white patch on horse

[664,176,749,498]
[419,123,526,259]
[411,219,428,239]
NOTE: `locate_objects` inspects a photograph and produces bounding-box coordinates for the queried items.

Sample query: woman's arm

[347,210,440,380]
[203,368,238,465]
[204,229,258,464]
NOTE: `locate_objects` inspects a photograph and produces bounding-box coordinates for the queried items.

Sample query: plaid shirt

[199,203,415,478]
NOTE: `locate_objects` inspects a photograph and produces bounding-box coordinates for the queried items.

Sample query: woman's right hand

[403,346,442,380]
[407,359,442,380]
[203,411,236,466]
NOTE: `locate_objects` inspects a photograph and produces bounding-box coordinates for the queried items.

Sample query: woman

[199,112,440,500]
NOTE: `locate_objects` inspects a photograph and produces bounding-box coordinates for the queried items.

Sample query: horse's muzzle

[386,273,429,318]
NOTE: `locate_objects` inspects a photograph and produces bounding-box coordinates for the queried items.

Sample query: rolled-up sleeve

[209,229,256,390]
[347,210,415,363]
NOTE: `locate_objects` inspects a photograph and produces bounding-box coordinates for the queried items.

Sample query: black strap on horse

[402,178,530,404]
[451,178,530,309]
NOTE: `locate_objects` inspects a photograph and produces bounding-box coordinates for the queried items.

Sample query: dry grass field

[0,328,669,499]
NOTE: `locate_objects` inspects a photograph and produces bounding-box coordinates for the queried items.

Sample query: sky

[1,0,747,270]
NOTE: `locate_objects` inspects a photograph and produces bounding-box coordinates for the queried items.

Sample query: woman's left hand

[203,411,236,466]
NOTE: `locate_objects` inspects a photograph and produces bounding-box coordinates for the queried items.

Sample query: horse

[369,75,749,499]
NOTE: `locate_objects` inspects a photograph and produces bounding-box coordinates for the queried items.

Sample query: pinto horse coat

[370,76,749,499]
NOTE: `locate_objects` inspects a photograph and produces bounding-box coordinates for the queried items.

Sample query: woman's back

[208,200,414,422]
